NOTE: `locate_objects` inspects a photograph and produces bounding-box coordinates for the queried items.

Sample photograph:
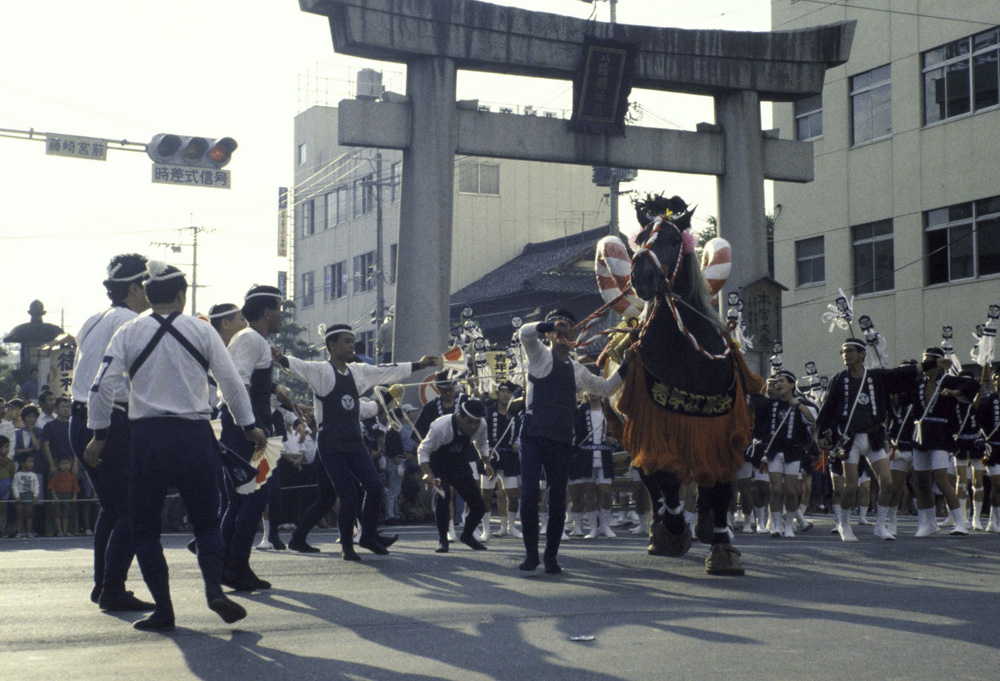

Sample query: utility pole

[375,152,385,327]
[151,218,213,316]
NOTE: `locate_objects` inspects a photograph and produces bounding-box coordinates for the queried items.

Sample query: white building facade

[771,0,1000,380]
[291,102,608,356]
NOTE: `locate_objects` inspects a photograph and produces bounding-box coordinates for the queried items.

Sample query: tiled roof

[451,225,609,304]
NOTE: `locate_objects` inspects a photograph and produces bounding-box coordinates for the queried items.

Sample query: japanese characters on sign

[278,187,289,257]
[152,164,231,189]
[572,38,636,134]
[45,135,107,161]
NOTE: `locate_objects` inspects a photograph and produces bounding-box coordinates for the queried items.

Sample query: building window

[458,161,501,195]
[325,186,348,229]
[923,27,1000,125]
[793,94,823,141]
[300,198,315,237]
[301,271,315,308]
[852,220,894,294]
[356,330,376,359]
[353,251,377,294]
[926,195,1000,285]
[851,65,892,145]
[795,236,825,287]
[353,174,376,217]
[390,162,401,203]
[297,143,307,166]
[389,243,397,283]
[324,261,346,302]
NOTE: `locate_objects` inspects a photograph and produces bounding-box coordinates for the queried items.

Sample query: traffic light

[146,134,238,168]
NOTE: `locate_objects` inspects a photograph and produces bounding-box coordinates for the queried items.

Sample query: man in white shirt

[69,253,153,611]
[85,262,266,631]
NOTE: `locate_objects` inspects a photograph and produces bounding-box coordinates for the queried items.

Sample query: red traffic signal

[146,134,238,168]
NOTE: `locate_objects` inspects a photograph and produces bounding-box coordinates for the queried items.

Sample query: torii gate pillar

[397,58,458,358]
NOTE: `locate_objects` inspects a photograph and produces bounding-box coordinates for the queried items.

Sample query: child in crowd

[13,453,40,538]
[48,457,80,537]
[0,435,14,536]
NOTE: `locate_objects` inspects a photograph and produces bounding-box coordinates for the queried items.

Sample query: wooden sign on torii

[298,0,854,367]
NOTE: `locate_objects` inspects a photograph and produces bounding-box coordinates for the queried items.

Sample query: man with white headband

[816,338,950,541]
[274,323,439,561]
[69,254,153,613]
[219,285,297,592]
[85,262,267,631]
[517,308,633,574]
[418,398,493,552]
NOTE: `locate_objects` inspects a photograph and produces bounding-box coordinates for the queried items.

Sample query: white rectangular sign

[152,164,231,189]
[45,134,107,161]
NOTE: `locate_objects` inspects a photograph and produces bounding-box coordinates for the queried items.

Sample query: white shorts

[569,465,612,486]
[913,449,955,473]
[736,461,754,480]
[481,473,519,490]
[767,452,800,477]
[846,434,887,465]
[890,448,913,473]
[753,469,770,483]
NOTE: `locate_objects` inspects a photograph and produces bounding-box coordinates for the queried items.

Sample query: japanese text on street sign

[152,164,231,189]
[45,135,107,161]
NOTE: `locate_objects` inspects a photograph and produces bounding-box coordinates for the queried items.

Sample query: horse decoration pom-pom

[595,236,644,318]
[700,237,732,303]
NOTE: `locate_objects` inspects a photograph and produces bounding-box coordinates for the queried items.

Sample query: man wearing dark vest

[85,262,266,631]
[70,253,154,611]
[418,398,493,553]
[275,324,438,560]
[518,309,633,574]
[220,285,297,591]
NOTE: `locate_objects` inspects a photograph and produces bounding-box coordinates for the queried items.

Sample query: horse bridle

[631,217,684,291]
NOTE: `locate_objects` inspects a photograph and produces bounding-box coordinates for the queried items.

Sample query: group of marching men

[69,252,638,631]
[739,336,1000,544]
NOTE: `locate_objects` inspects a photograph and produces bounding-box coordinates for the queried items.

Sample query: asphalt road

[2,516,998,681]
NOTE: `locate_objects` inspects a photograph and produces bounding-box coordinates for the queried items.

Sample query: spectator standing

[0,435,13,536]
[18,367,40,403]
[48,458,79,536]
[13,454,40,538]
[37,390,56,430]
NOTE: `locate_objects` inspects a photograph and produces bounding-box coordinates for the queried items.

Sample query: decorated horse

[604,194,763,576]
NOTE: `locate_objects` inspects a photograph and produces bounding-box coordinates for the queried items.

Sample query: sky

[0,0,771,340]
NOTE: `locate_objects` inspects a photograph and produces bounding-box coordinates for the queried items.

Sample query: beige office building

[771,1,999,380]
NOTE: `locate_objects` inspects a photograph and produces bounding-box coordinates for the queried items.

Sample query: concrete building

[771,0,1000,380]
[291,90,608,357]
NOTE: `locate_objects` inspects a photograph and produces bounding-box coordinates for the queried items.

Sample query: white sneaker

[874,525,895,541]
[509,524,523,539]
[447,527,458,542]
[741,520,754,534]
[782,520,795,538]
[629,512,650,536]
[939,513,955,528]
[599,512,617,538]
[256,538,273,550]
[585,511,599,539]
[838,521,859,542]
[949,510,970,536]
[569,512,585,537]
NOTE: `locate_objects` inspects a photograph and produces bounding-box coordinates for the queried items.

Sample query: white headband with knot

[145,260,185,282]
[207,306,239,319]
[106,262,146,283]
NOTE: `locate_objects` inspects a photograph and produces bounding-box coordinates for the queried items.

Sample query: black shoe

[288,536,320,553]
[133,611,176,632]
[544,561,562,575]
[375,533,399,548]
[341,545,361,561]
[268,535,286,551]
[186,538,197,555]
[222,568,270,592]
[459,533,488,551]
[435,542,449,553]
[99,590,156,612]
[90,584,101,604]
[519,557,540,571]
[357,536,389,555]
[209,596,248,624]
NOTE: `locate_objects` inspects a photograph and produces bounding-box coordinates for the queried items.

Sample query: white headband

[245,292,283,302]
[106,262,146,283]
[145,260,185,282]
[207,307,239,319]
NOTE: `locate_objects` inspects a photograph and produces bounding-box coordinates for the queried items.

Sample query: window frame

[925,196,1000,284]
[850,64,892,146]
[457,161,501,196]
[793,93,823,142]
[301,271,315,308]
[851,219,895,295]
[323,261,346,302]
[353,251,377,294]
[922,27,1000,126]
[794,236,825,288]
[300,198,315,237]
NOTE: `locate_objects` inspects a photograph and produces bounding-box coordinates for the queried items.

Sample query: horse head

[629,194,696,301]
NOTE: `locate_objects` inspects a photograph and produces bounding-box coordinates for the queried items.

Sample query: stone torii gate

[298,0,854,369]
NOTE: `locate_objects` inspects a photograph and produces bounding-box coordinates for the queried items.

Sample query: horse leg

[641,470,691,557]
[696,481,734,545]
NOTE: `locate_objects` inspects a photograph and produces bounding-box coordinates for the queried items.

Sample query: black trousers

[430,454,485,544]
